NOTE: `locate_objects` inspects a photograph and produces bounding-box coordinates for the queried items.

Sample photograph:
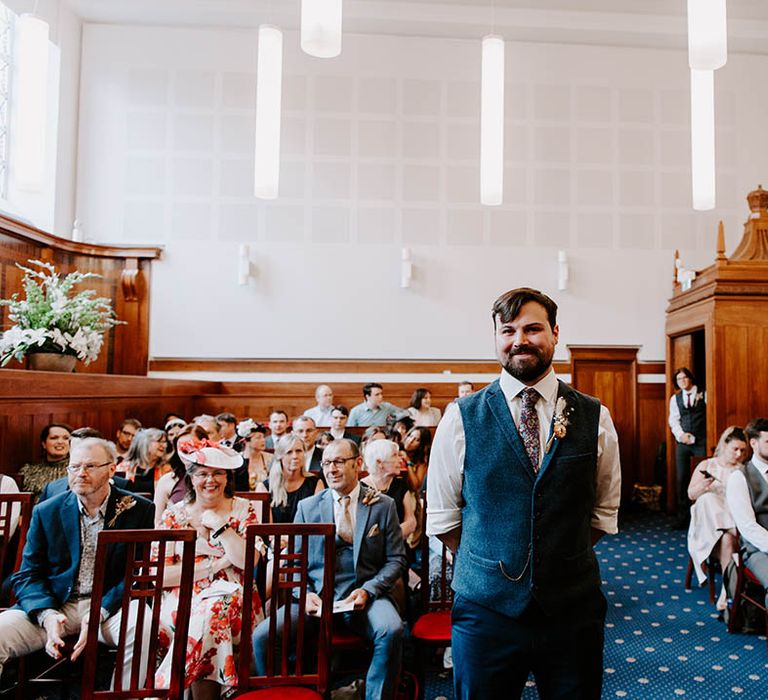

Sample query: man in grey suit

[253,438,406,700]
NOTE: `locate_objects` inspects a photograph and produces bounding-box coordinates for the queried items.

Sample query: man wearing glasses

[0,437,154,688]
[253,438,407,700]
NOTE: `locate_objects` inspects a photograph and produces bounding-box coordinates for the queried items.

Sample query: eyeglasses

[67,461,113,473]
[321,456,357,468]
[191,471,228,481]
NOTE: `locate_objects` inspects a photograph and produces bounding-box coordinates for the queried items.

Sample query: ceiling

[63,0,768,53]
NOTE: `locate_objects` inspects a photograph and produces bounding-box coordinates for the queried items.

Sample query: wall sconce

[557,250,569,291]
[401,247,412,289]
[238,244,251,285]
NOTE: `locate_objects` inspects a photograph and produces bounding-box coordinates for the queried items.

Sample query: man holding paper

[253,438,407,700]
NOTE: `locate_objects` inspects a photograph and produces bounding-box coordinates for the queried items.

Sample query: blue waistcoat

[454,378,602,617]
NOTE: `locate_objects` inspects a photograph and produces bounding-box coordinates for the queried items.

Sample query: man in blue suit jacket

[0,437,155,687]
[253,438,407,700]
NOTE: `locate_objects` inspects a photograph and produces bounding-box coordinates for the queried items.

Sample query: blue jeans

[451,592,606,699]
[252,597,403,700]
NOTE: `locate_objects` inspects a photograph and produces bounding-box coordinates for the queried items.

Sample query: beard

[500,345,554,383]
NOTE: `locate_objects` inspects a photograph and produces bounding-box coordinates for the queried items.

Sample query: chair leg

[685,556,694,591]
[708,561,717,604]
[727,566,744,634]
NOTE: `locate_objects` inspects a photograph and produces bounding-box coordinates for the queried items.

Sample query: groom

[426,287,621,699]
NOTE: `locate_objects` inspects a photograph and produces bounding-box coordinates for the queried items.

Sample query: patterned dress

[155,497,263,691]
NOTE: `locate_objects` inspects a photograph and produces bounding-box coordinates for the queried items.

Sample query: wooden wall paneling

[568,346,639,502]
[637,383,667,487]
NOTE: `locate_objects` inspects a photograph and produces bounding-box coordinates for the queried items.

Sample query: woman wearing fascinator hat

[236,419,271,489]
[155,440,264,698]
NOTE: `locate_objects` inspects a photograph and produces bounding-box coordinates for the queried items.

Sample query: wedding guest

[669,367,707,527]
[316,432,334,450]
[256,434,323,523]
[362,440,417,541]
[153,423,209,525]
[403,427,432,492]
[239,422,271,489]
[391,416,415,446]
[304,384,335,427]
[292,416,322,475]
[193,414,220,442]
[407,388,442,427]
[360,426,388,461]
[348,383,404,427]
[216,412,238,448]
[265,410,289,450]
[457,381,474,399]
[329,405,361,445]
[155,441,263,697]
[19,423,72,501]
[115,418,142,464]
[687,426,747,610]
[164,418,186,443]
[122,428,170,497]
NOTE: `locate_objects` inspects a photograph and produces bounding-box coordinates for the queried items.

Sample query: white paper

[199,579,239,599]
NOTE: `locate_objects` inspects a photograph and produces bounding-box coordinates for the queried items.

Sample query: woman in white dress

[407,387,441,427]
[687,425,747,606]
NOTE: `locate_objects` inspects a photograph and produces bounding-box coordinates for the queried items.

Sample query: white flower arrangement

[0,259,123,366]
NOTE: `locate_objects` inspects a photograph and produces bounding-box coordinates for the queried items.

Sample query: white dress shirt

[305,405,334,428]
[726,456,768,553]
[668,387,702,443]
[331,483,361,533]
[426,368,622,538]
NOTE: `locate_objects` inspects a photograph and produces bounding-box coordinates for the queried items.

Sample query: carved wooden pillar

[568,345,640,502]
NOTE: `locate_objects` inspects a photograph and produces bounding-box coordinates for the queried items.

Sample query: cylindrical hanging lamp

[301,0,342,58]
[690,68,716,211]
[254,25,283,200]
[687,0,727,70]
[14,14,49,191]
[480,35,504,206]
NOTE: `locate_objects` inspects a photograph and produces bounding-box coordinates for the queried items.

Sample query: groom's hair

[745,418,768,442]
[492,287,557,330]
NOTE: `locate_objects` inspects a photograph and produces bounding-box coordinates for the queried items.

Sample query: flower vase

[27,353,77,372]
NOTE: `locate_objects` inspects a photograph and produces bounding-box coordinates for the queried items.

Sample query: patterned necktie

[519,387,541,471]
[337,495,354,544]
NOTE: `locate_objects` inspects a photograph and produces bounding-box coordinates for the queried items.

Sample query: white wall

[75,25,766,361]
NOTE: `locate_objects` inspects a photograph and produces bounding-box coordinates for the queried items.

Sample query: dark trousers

[744,550,768,609]
[451,591,606,700]
[675,442,707,512]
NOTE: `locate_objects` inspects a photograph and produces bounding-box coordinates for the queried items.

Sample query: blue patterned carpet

[425,511,767,699]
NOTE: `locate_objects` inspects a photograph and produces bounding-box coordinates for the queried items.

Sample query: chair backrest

[0,492,33,592]
[80,528,196,700]
[419,493,453,612]
[239,523,335,694]
[235,491,272,523]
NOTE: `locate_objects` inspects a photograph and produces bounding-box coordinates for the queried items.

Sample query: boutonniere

[545,397,572,453]
[361,488,381,506]
[107,496,136,527]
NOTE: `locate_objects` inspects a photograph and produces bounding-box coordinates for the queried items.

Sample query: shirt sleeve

[593,405,621,535]
[425,402,465,537]
[668,394,684,442]
[726,470,768,552]
[347,406,361,427]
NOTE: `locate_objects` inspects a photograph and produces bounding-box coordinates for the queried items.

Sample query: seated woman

[403,426,432,493]
[122,427,171,497]
[19,423,72,500]
[154,423,209,525]
[359,425,387,462]
[407,387,442,427]
[257,434,323,523]
[238,421,271,489]
[361,439,417,541]
[687,425,747,608]
[156,440,263,698]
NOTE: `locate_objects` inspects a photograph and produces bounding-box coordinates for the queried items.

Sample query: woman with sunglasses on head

[155,440,263,699]
[237,420,271,490]
[122,427,171,497]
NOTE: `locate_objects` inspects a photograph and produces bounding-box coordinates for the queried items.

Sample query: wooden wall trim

[0,213,162,259]
[150,357,665,376]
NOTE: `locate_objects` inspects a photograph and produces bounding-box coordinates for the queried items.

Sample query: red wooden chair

[411,494,453,700]
[0,493,33,607]
[238,522,335,699]
[79,528,197,700]
[726,531,768,649]
[236,491,272,523]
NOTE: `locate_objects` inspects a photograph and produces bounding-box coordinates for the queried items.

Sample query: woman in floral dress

[155,440,263,699]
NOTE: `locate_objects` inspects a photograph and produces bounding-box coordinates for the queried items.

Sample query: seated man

[348,383,404,428]
[292,415,323,475]
[216,412,238,449]
[727,417,768,610]
[329,405,361,445]
[305,384,335,427]
[115,418,142,464]
[253,438,406,700]
[0,437,155,687]
[265,410,289,450]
